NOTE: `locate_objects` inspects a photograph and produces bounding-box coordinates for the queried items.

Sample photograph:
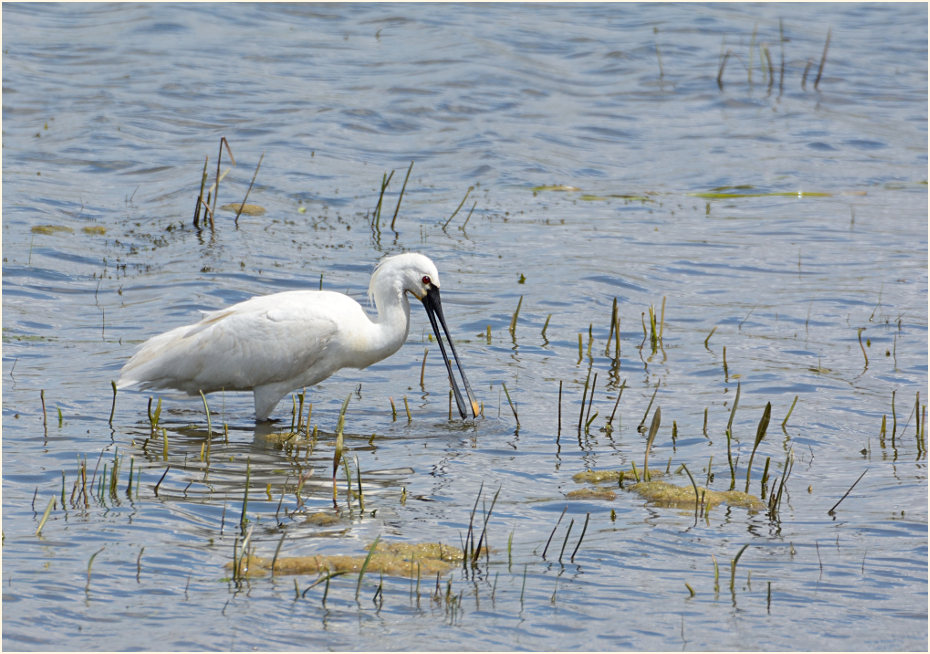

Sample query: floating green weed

[691,186,832,199]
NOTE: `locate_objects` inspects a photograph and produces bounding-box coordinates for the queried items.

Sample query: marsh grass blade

[744,402,771,492]
[356,536,381,600]
[644,406,661,481]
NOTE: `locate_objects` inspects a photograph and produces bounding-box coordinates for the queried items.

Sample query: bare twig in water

[828,468,867,517]
[717,49,732,90]
[443,186,473,229]
[234,152,264,227]
[814,28,831,90]
[390,160,413,231]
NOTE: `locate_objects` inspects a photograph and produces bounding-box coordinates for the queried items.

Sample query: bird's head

[369,252,441,303]
[369,252,479,419]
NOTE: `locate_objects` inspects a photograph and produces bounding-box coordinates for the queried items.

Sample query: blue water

[3,3,927,650]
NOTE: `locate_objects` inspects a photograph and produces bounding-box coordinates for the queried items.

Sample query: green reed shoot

[239,458,251,530]
[420,348,428,388]
[767,448,794,520]
[760,456,771,499]
[473,484,501,566]
[659,296,666,342]
[744,402,771,493]
[86,546,105,593]
[508,295,523,337]
[266,532,286,579]
[295,390,306,433]
[507,530,514,571]
[637,380,660,432]
[782,395,798,428]
[857,327,868,369]
[136,547,144,583]
[577,368,592,436]
[403,396,412,422]
[126,455,134,497]
[501,383,519,426]
[727,381,741,432]
[680,462,701,519]
[389,397,397,421]
[443,186,473,229]
[109,381,117,426]
[148,397,162,431]
[342,456,353,511]
[725,428,736,491]
[725,382,741,489]
[373,169,394,228]
[606,297,620,357]
[35,496,55,537]
[40,389,47,436]
[332,393,351,507]
[648,305,658,353]
[584,373,598,433]
[729,543,750,596]
[193,155,209,227]
[461,201,477,230]
[704,326,717,349]
[211,137,235,223]
[605,378,627,429]
[541,313,551,341]
[357,536,381,600]
[643,407,661,481]
[355,455,365,511]
[109,449,121,499]
[464,482,483,565]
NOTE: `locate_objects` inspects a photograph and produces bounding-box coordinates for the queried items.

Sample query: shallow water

[2,3,927,651]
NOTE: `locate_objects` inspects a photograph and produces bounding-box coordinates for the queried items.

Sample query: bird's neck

[365,285,411,360]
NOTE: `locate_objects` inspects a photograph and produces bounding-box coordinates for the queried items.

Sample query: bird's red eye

[422,275,431,285]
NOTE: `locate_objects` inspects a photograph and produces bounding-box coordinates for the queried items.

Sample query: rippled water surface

[2,3,927,651]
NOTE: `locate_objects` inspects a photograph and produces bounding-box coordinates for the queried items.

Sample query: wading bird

[117,253,479,421]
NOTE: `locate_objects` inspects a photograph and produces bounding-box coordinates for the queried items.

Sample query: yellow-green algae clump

[572,468,665,484]
[31,225,73,235]
[228,540,472,578]
[220,202,266,215]
[631,480,764,511]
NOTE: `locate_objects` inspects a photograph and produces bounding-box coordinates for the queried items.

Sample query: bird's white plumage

[117,253,455,421]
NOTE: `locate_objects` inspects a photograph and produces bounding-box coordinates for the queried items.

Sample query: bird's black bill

[421,285,480,419]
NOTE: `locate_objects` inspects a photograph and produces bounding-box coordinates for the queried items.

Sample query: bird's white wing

[118,290,357,394]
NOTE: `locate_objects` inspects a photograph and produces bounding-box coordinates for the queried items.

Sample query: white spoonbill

[117,253,480,421]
